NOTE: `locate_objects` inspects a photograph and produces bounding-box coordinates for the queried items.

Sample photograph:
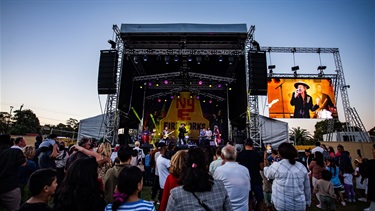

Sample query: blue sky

[1,0,374,134]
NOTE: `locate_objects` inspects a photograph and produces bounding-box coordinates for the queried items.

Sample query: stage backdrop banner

[160,92,209,140]
[268,78,338,119]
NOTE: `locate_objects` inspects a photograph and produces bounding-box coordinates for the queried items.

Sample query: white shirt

[156,155,170,189]
[264,159,311,211]
[311,146,324,154]
[209,157,222,175]
[213,161,250,211]
[11,145,23,150]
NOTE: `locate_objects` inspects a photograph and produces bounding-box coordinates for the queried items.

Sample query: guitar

[163,130,174,139]
[267,99,279,109]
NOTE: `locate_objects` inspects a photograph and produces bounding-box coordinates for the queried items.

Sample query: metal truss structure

[260,46,370,142]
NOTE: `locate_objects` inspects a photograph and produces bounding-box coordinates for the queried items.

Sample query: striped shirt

[105,199,156,211]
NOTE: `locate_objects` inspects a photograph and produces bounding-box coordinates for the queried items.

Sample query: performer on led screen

[312,84,336,118]
[290,81,319,118]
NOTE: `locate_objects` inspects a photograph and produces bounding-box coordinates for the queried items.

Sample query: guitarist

[162,126,174,144]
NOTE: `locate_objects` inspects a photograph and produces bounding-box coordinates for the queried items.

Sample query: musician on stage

[312,84,337,118]
[199,127,207,146]
[213,125,221,146]
[178,123,187,145]
[290,81,319,118]
[161,126,173,144]
[205,127,213,145]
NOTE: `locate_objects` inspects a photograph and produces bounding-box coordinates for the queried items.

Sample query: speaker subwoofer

[98,50,118,94]
[248,50,267,96]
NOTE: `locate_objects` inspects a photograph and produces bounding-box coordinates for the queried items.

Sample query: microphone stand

[275,82,285,118]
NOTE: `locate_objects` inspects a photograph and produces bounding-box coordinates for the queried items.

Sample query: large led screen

[268,78,338,119]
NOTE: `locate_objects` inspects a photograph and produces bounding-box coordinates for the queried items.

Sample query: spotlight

[203,100,206,103]
[291,66,299,71]
[156,83,159,87]
[158,98,161,102]
[196,95,200,100]
[218,55,223,62]
[188,55,193,62]
[317,66,326,71]
[170,95,174,99]
[228,56,234,65]
[268,65,276,69]
[140,85,143,89]
[198,81,203,85]
[174,55,179,62]
[164,99,167,102]
[229,87,232,91]
[148,82,152,87]
[196,56,202,64]
[209,100,213,104]
[143,55,148,62]
[209,84,212,88]
[218,83,222,88]
[165,56,170,64]
[133,56,139,64]
[164,80,168,85]
[108,40,116,49]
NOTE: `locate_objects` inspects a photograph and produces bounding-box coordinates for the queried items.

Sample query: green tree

[289,127,313,145]
[66,118,79,132]
[10,109,41,135]
[313,119,344,141]
[0,112,12,134]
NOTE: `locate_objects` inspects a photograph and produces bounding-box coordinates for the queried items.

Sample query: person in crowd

[263,142,311,211]
[166,148,232,211]
[214,145,250,211]
[19,145,38,203]
[304,149,314,168]
[358,144,375,211]
[12,136,27,150]
[105,166,155,211]
[309,151,326,207]
[150,142,163,204]
[97,142,113,180]
[0,134,27,211]
[328,146,335,159]
[313,169,336,210]
[336,144,353,177]
[144,149,152,185]
[354,159,367,202]
[311,141,324,154]
[104,145,135,203]
[159,150,187,211]
[34,135,43,150]
[53,156,106,211]
[157,141,171,202]
[321,144,330,161]
[325,158,346,206]
[343,165,356,203]
[55,142,69,185]
[290,81,319,118]
[19,169,57,211]
[110,144,120,163]
[260,156,273,211]
[236,138,264,211]
[209,147,223,175]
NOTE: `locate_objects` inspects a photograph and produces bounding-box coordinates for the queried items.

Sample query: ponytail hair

[278,142,297,165]
[112,166,142,211]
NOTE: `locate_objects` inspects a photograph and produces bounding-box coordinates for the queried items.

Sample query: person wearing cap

[290,81,319,118]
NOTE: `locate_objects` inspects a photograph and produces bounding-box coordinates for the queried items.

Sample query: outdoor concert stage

[113,23,256,142]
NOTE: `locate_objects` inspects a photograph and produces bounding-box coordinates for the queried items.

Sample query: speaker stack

[98,50,118,94]
[248,50,268,96]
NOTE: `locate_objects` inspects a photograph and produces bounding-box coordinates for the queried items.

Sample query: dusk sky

[1,0,374,135]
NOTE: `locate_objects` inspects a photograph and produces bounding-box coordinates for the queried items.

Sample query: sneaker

[358,198,367,202]
[316,204,321,208]
[341,201,346,206]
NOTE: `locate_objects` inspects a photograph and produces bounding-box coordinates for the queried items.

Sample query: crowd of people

[1,133,374,211]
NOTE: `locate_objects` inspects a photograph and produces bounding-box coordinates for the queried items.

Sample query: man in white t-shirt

[156,143,170,201]
[214,145,250,211]
[311,141,324,154]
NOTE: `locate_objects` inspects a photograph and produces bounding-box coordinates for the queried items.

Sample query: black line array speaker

[98,50,118,94]
[248,50,268,95]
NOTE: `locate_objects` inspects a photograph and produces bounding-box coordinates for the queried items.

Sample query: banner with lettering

[160,92,209,140]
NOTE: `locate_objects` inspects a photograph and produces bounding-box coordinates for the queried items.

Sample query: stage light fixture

[164,80,169,85]
[140,85,143,89]
[268,65,276,69]
[148,82,152,87]
[291,66,299,71]
[108,40,116,49]
[158,98,161,103]
[229,87,232,91]
[218,83,222,88]
[196,56,202,64]
[170,95,174,99]
[198,80,203,85]
[228,56,234,65]
[174,55,179,62]
[209,100,213,104]
[209,83,212,88]
[164,99,167,102]
[143,55,148,62]
[188,55,192,62]
[342,85,350,89]
[196,95,200,100]
[172,80,175,84]
[218,55,223,62]
[133,56,139,64]
[203,100,206,103]
[156,83,159,87]
[317,66,326,71]
[164,56,170,64]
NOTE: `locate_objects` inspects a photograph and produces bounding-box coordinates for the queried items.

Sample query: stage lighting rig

[108,40,116,49]
[291,66,299,71]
